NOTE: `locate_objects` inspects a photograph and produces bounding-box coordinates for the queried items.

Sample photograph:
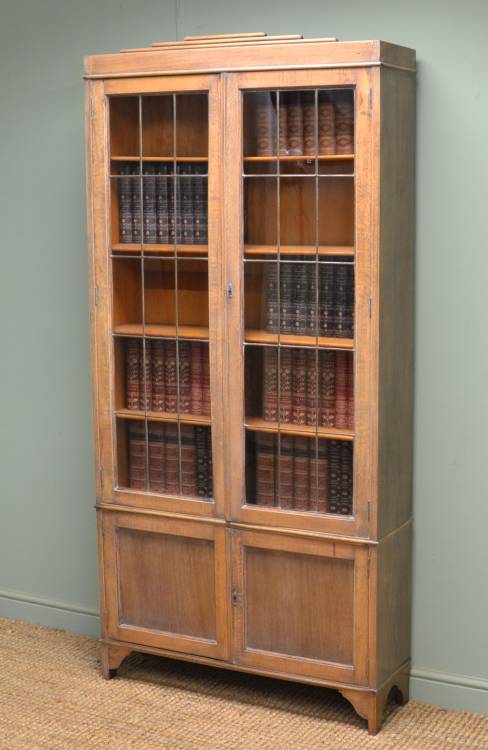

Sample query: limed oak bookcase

[84,33,415,734]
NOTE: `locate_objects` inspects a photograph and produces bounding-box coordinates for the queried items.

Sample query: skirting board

[1,588,487,715]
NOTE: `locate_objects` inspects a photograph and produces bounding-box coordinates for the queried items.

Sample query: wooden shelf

[245,329,354,349]
[113,324,209,340]
[245,417,353,441]
[111,155,208,162]
[112,243,208,255]
[245,245,354,257]
[116,408,211,426]
[244,154,354,162]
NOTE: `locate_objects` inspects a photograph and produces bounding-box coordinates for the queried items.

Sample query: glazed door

[100,510,230,660]
[231,528,369,685]
[88,74,225,517]
[223,69,374,536]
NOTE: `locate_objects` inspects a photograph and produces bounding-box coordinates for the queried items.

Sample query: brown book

[125,338,141,410]
[326,440,341,514]
[164,422,180,494]
[279,348,292,423]
[320,351,336,427]
[178,341,192,413]
[148,422,165,493]
[151,340,165,412]
[139,340,152,411]
[128,420,146,490]
[305,349,318,425]
[164,340,178,413]
[180,424,197,497]
[205,428,213,498]
[339,440,353,515]
[318,94,335,154]
[335,351,348,429]
[292,348,307,425]
[346,354,354,430]
[191,342,204,415]
[202,344,211,416]
[335,93,354,154]
[256,433,275,506]
[302,93,316,156]
[309,439,328,513]
[286,93,303,156]
[254,92,275,156]
[277,435,293,509]
[262,346,278,421]
[293,437,309,511]
[278,95,288,156]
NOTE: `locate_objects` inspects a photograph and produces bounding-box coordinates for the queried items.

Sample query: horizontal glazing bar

[243,257,355,265]
[242,173,355,179]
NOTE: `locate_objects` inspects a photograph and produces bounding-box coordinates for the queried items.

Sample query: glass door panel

[243,87,356,518]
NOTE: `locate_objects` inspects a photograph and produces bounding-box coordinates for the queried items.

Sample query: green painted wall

[1,0,487,715]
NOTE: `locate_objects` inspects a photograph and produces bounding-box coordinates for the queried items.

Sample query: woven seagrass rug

[0,617,487,749]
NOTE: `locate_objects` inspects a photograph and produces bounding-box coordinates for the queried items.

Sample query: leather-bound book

[293,262,308,334]
[305,349,318,425]
[320,350,336,427]
[279,347,293,423]
[168,170,176,245]
[344,264,355,338]
[286,92,303,156]
[148,422,165,493]
[190,341,203,415]
[280,262,294,333]
[293,437,309,511]
[319,262,337,337]
[263,262,279,332]
[278,94,288,156]
[277,434,293,509]
[142,163,157,244]
[195,425,209,498]
[125,337,141,410]
[180,424,197,497]
[318,93,336,155]
[262,346,278,421]
[180,165,194,245]
[156,164,169,245]
[140,339,152,411]
[254,92,276,156]
[307,264,319,334]
[164,422,180,494]
[256,433,276,506]
[334,93,354,154]
[339,440,353,515]
[202,344,211,416]
[291,348,307,425]
[118,164,133,243]
[178,341,192,413]
[164,340,178,413]
[128,420,146,490]
[326,439,341,514]
[309,439,328,513]
[193,167,207,245]
[151,339,165,412]
[205,427,213,498]
[174,165,184,244]
[346,354,354,430]
[335,351,349,429]
[131,167,142,244]
[334,263,351,339]
[302,93,316,157]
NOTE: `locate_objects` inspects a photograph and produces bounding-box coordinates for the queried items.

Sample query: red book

[151,340,165,412]
[277,435,293,509]
[305,349,318,425]
[180,424,197,497]
[346,355,354,430]
[140,340,152,411]
[309,439,328,514]
[202,344,211,416]
[335,351,348,429]
[256,433,275,506]
[128,420,146,490]
[292,349,307,425]
[148,422,165,493]
[191,342,203,415]
[164,422,180,494]
[125,338,141,410]
[279,348,292,423]
[293,437,309,511]
[178,341,192,413]
[262,346,278,421]
[164,340,178,413]
[320,351,336,427]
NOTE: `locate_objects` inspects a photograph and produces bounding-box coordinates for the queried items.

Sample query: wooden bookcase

[84,33,415,734]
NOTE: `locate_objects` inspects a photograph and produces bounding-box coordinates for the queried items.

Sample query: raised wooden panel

[117,528,216,639]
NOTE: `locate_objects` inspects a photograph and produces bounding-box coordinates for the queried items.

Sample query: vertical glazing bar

[138,95,150,493]
[173,93,183,496]
[276,90,281,510]
[314,88,320,513]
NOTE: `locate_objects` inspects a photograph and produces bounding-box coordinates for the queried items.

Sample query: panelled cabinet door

[89,74,225,518]
[231,529,369,685]
[224,68,375,537]
[99,511,230,660]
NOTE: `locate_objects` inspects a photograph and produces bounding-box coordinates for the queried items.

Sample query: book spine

[195,425,209,498]
[168,170,176,245]
[205,427,213,498]
[293,437,309,511]
[320,350,336,427]
[142,163,157,244]
[278,94,288,156]
[256,433,275,506]
[254,92,276,156]
[278,347,292,423]
[262,346,278,421]
[293,262,308,334]
[291,348,307,425]
[335,94,354,155]
[318,94,336,155]
[164,422,180,494]
[193,167,207,245]
[339,440,353,515]
[148,422,165,493]
[319,262,336,337]
[118,164,133,243]
[280,262,294,333]
[175,166,183,244]
[131,167,142,244]
[181,166,194,245]
[156,164,169,245]
[190,342,203,415]
[140,339,152,411]
[128,420,146,490]
[307,264,318,334]
[335,263,354,338]
[277,434,293,509]
[345,264,355,338]
[164,340,178,413]
[178,340,192,413]
[302,94,316,157]
[180,424,197,497]
[263,262,279,332]
[202,344,211,416]
[125,337,141,410]
[305,349,318,425]
[326,440,341,514]
[309,439,328,513]
[286,93,303,156]
[335,351,349,430]
[346,354,354,430]
[151,340,165,412]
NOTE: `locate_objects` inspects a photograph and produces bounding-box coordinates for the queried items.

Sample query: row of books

[253,434,352,515]
[125,338,210,415]
[263,261,354,338]
[253,91,354,158]
[128,421,213,498]
[261,348,353,429]
[118,162,208,245]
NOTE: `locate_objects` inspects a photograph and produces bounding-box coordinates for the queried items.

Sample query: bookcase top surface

[84,34,416,79]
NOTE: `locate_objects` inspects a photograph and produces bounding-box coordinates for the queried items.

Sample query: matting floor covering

[0,618,487,749]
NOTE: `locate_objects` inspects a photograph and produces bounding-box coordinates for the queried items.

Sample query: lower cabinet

[99,510,369,686]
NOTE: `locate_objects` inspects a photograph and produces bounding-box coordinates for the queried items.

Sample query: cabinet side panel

[378,68,415,538]
[376,522,412,685]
